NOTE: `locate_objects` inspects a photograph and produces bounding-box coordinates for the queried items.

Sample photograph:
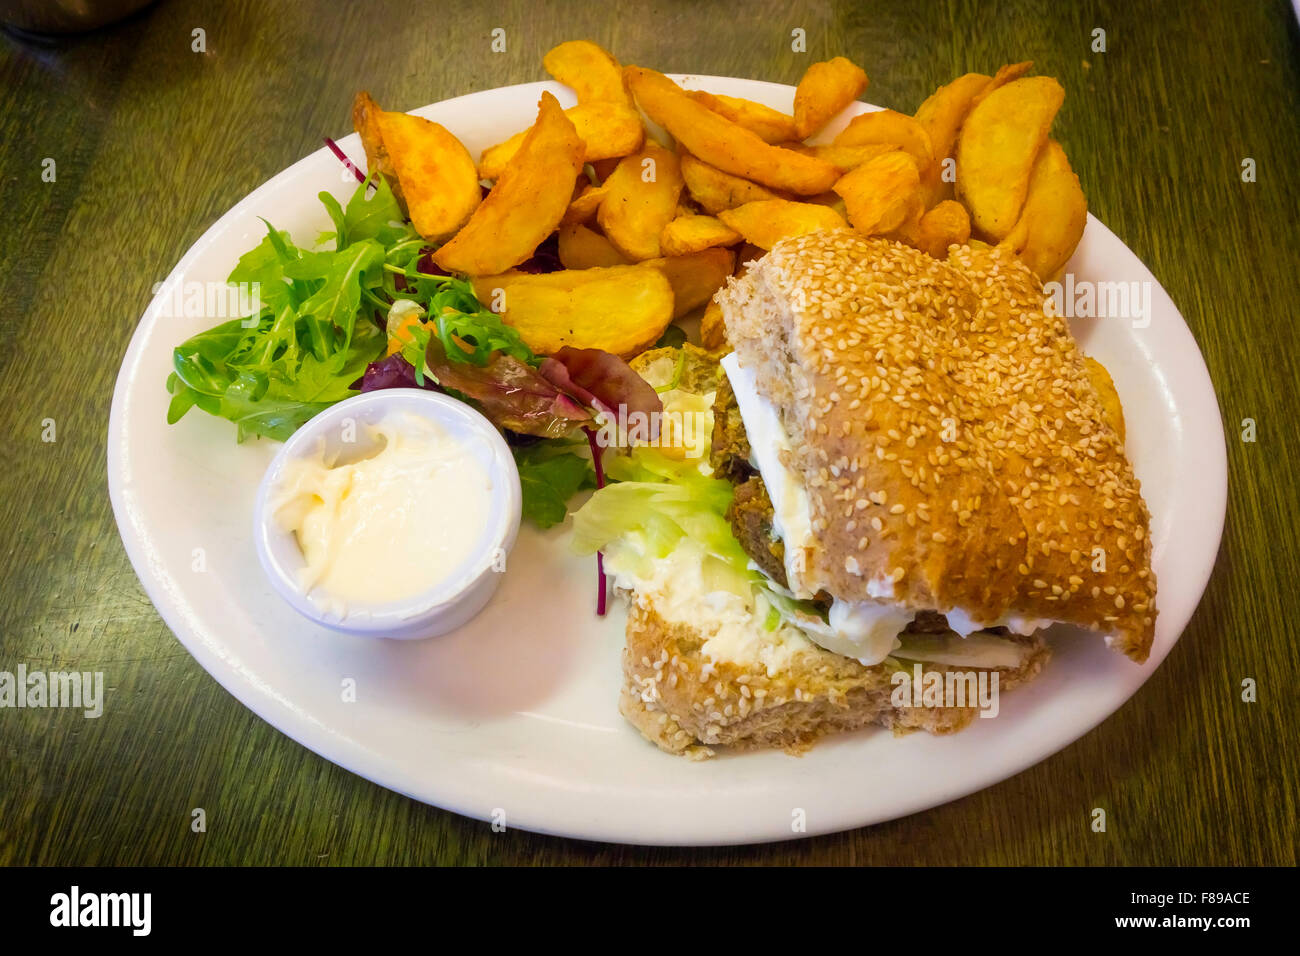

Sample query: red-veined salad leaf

[353,352,438,393]
[422,337,591,438]
[539,347,663,431]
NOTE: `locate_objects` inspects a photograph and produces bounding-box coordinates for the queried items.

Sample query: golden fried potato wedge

[562,182,609,224]
[969,61,1034,110]
[687,90,798,143]
[916,199,972,258]
[434,92,583,276]
[659,214,742,256]
[718,199,847,250]
[700,298,727,350]
[680,153,783,213]
[626,67,840,195]
[997,139,1086,279]
[833,150,921,235]
[832,109,933,167]
[471,265,674,358]
[478,101,644,180]
[352,92,404,208]
[885,193,926,247]
[597,140,684,261]
[785,141,898,174]
[543,40,632,106]
[645,247,735,318]
[374,110,481,241]
[914,73,991,164]
[955,76,1065,240]
[801,190,849,216]
[793,56,869,139]
[913,72,992,207]
[1083,356,1125,443]
[558,222,630,269]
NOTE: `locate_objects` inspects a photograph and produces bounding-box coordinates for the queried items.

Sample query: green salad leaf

[513,441,597,530]
[166,178,413,442]
[572,420,827,629]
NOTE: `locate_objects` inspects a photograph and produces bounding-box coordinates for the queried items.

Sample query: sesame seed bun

[717,231,1157,662]
[620,602,1050,757]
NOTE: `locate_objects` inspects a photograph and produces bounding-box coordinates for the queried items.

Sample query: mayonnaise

[270,411,492,612]
[602,534,815,678]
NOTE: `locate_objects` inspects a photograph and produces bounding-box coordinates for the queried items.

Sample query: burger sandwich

[573,230,1156,758]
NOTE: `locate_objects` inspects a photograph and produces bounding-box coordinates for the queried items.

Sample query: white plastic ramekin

[252,389,521,640]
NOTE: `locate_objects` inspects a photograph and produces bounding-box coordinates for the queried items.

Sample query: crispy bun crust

[717,231,1156,661]
[621,603,1050,757]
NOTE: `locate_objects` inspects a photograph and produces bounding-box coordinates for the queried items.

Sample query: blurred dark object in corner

[2,0,155,34]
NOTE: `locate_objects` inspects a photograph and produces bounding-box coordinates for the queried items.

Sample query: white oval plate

[108,76,1227,845]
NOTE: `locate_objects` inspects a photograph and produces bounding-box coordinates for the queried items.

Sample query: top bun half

[717,231,1156,662]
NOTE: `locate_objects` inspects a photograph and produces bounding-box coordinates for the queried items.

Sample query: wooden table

[2,0,1297,866]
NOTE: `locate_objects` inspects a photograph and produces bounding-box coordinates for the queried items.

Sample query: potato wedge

[833,150,921,235]
[832,109,932,167]
[1083,356,1125,443]
[955,76,1065,240]
[785,141,898,174]
[793,56,869,139]
[680,152,783,213]
[597,140,684,261]
[687,90,798,143]
[885,193,926,247]
[659,214,742,256]
[562,182,609,224]
[626,67,840,195]
[913,72,992,207]
[969,60,1034,110]
[478,100,644,180]
[434,92,583,276]
[543,40,632,106]
[914,72,991,167]
[471,265,673,358]
[916,199,972,258]
[352,91,404,208]
[912,64,1032,208]
[801,190,848,214]
[374,110,481,241]
[718,199,847,250]
[700,298,727,350]
[645,247,735,318]
[558,222,630,269]
[996,139,1086,279]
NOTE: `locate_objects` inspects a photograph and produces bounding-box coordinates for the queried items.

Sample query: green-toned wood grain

[1,0,1297,866]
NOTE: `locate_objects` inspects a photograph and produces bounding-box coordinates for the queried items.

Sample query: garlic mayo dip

[270,411,493,611]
